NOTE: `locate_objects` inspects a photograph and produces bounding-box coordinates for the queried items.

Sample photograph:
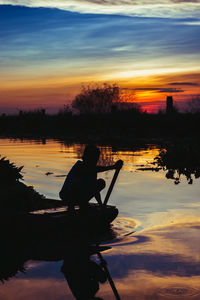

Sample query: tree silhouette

[154,143,200,184]
[72,83,120,114]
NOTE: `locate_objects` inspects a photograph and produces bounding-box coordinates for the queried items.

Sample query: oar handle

[97,252,121,300]
[103,160,123,206]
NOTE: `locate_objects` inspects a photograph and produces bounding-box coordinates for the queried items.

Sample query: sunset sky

[0,1,200,113]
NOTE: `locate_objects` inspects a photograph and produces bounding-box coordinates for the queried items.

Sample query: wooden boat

[30,201,118,229]
[1,166,122,241]
[1,201,118,240]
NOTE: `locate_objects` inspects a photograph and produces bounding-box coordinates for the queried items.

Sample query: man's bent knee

[97,178,106,191]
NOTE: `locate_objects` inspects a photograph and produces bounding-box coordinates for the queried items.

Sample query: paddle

[97,251,121,300]
[103,160,123,206]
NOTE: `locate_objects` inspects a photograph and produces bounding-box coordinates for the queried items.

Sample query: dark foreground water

[0,138,200,299]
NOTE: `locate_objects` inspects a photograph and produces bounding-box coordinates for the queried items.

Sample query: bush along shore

[0,156,62,212]
[0,110,200,144]
[1,85,200,142]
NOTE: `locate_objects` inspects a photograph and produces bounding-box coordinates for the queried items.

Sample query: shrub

[0,156,46,211]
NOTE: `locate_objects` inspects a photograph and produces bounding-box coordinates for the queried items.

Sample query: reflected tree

[154,143,200,184]
[0,250,26,283]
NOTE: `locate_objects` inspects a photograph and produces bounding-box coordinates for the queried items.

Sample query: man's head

[82,145,100,165]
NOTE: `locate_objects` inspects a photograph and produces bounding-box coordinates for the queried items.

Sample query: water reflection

[101,221,200,300]
[138,142,200,185]
[1,219,200,299]
[0,239,120,300]
[1,138,200,299]
[1,137,200,227]
[155,143,200,184]
[59,141,159,170]
[0,246,26,283]
[61,245,120,300]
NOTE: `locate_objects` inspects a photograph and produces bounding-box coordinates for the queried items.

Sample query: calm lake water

[1,138,200,299]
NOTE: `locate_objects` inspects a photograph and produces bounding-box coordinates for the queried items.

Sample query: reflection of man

[61,248,107,300]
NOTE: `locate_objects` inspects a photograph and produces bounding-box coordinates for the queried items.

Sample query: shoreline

[0,112,199,146]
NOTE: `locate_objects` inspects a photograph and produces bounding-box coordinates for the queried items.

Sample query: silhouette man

[59,145,122,212]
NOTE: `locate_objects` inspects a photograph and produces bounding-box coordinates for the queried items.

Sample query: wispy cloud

[170,82,199,86]
[1,0,200,18]
[135,87,184,93]
[0,3,200,113]
[175,20,200,25]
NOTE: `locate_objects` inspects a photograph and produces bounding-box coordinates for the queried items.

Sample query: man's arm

[96,160,123,173]
[96,165,115,172]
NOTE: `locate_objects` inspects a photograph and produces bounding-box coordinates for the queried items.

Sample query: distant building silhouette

[166,96,174,114]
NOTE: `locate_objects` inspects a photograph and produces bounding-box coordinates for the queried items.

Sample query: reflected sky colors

[1,222,200,299]
[1,138,200,298]
[0,138,200,227]
[0,1,200,113]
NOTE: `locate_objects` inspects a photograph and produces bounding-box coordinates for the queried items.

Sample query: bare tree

[72,83,120,114]
[72,83,141,114]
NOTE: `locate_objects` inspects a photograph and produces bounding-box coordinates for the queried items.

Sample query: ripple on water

[158,286,200,299]
[100,217,139,245]
[112,217,138,235]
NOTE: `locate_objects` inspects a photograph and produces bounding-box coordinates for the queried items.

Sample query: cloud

[1,0,200,19]
[170,82,199,86]
[135,87,184,93]
[109,252,200,278]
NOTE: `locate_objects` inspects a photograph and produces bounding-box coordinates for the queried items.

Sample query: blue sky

[0,1,200,113]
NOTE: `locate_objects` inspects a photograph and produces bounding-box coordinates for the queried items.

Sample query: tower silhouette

[166,96,174,114]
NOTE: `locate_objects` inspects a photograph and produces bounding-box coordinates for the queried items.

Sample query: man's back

[59,160,97,203]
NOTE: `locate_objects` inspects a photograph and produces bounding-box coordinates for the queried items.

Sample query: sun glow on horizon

[0,4,200,114]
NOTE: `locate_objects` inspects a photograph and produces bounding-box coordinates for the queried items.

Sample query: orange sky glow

[0,4,200,114]
[1,70,199,114]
